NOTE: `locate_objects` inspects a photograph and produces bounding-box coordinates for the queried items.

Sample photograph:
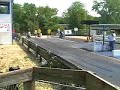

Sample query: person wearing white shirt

[108,31,116,51]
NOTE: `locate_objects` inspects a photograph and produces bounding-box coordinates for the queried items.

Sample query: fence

[93,35,120,44]
[21,37,80,69]
[0,67,119,90]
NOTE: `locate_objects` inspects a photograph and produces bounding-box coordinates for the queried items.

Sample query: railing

[94,35,120,44]
[0,67,119,90]
[21,37,80,69]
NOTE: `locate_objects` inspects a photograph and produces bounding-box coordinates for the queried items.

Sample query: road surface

[30,37,120,87]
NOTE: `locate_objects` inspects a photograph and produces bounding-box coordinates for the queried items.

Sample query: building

[0,0,13,44]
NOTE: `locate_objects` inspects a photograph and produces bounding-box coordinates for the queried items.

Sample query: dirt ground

[0,42,64,90]
[0,42,40,72]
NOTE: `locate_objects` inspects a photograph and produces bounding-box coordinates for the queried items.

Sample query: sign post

[81,20,99,40]
[74,27,78,35]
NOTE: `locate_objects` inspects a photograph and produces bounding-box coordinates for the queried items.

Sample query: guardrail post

[23,80,35,90]
[47,51,51,66]
[28,41,30,51]
[22,38,24,45]
[39,56,42,62]
[35,45,38,57]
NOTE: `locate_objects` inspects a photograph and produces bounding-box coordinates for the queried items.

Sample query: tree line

[13,0,120,34]
[92,0,120,24]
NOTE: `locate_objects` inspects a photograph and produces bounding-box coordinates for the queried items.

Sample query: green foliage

[62,1,86,29]
[13,4,23,32]
[37,6,59,34]
[13,2,97,35]
[92,0,120,24]
[13,4,60,34]
[23,3,37,32]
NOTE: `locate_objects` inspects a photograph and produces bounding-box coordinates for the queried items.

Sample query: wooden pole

[35,45,38,57]
[27,41,30,51]
[22,38,24,45]
[23,80,35,90]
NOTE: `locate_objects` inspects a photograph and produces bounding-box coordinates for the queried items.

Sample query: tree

[13,4,23,32]
[13,3,38,33]
[92,0,120,24]
[23,3,38,33]
[62,1,86,29]
[13,3,60,34]
[37,6,59,34]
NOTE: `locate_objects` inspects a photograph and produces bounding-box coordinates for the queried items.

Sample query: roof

[91,24,120,31]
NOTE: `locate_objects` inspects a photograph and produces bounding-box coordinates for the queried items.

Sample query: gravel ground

[0,42,40,72]
[0,42,63,90]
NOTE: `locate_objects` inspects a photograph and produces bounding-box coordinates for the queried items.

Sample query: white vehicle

[0,0,13,44]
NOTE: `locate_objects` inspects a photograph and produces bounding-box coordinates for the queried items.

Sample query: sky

[14,0,100,17]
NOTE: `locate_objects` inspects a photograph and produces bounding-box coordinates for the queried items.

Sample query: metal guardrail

[21,37,80,69]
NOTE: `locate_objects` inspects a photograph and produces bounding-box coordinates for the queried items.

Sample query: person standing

[12,29,16,40]
[27,31,31,38]
[108,31,116,51]
[34,29,37,37]
[47,29,51,37]
[37,28,41,37]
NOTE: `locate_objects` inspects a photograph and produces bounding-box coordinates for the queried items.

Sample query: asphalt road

[30,37,120,87]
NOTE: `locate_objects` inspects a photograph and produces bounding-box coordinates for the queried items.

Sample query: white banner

[64,30,72,35]
[0,23,11,32]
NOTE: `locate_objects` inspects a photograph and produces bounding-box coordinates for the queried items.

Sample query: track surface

[30,37,120,87]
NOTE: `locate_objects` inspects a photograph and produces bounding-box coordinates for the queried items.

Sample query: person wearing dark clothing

[59,31,65,39]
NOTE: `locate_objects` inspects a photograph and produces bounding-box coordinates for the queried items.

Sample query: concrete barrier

[112,50,120,57]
